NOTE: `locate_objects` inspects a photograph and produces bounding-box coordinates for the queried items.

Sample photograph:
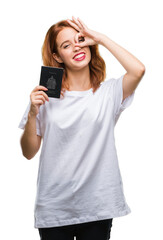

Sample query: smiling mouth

[73,52,85,59]
[73,53,86,61]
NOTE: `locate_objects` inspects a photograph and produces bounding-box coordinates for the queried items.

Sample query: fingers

[76,17,87,29]
[31,85,48,93]
[29,86,50,116]
[33,96,46,105]
[30,85,49,104]
[66,19,80,32]
[71,16,87,30]
[74,41,86,48]
[34,91,49,102]
[72,16,83,29]
[66,16,86,32]
[74,32,82,43]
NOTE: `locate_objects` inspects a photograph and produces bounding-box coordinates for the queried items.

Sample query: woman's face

[53,27,91,70]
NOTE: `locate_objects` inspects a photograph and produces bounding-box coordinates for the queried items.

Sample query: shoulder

[101,76,117,85]
[100,78,116,90]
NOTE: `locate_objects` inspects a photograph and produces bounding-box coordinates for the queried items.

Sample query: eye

[63,44,70,49]
[78,37,85,42]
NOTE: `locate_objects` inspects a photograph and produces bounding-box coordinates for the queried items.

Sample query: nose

[73,46,81,52]
[73,42,82,51]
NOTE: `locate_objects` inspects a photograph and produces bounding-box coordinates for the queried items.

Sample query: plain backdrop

[0,0,163,239]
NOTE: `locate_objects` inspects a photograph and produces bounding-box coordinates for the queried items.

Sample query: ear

[52,53,63,63]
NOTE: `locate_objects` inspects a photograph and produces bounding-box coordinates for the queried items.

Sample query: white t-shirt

[18,74,135,228]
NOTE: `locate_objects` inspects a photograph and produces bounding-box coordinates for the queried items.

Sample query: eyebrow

[60,40,70,48]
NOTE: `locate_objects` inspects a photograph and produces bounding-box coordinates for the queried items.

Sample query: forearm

[20,112,40,160]
[98,34,145,76]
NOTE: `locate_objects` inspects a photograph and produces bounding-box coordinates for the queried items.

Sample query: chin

[73,56,91,68]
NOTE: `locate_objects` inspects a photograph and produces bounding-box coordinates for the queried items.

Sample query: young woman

[18,16,145,240]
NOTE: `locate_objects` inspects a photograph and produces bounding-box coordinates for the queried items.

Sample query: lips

[73,52,85,59]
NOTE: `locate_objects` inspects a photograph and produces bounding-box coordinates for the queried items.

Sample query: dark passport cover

[39,66,64,98]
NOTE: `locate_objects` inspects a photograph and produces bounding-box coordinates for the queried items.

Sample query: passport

[39,66,64,98]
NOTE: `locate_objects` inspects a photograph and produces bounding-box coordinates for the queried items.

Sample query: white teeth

[74,53,85,59]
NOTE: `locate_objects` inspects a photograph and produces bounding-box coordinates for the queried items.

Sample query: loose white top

[18,74,135,228]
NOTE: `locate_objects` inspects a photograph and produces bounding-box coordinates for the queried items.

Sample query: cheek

[59,50,71,62]
[86,48,91,61]
[85,47,91,56]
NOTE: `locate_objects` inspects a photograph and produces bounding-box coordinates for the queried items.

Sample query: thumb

[74,32,82,43]
[75,32,86,44]
[74,41,86,48]
[74,34,86,48]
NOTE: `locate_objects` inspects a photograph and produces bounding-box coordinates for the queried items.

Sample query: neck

[66,65,91,91]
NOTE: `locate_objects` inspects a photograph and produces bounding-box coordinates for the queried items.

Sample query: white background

[0,0,163,239]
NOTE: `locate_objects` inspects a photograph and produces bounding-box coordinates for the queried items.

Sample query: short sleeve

[18,101,42,136]
[113,74,135,123]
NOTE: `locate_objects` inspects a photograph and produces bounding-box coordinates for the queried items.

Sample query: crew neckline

[64,88,93,97]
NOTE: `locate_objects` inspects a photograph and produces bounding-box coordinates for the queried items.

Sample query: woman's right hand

[29,86,49,116]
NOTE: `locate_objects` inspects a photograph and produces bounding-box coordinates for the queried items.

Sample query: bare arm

[20,112,42,160]
[66,17,145,102]
[99,35,145,102]
[20,85,49,160]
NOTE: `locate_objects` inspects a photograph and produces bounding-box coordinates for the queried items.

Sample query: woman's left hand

[66,16,103,47]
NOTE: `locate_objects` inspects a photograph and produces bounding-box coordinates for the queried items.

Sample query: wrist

[28,111,37,119]
[97,33,108,46]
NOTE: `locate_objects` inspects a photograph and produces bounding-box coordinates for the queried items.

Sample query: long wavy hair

[42,20,106,97]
